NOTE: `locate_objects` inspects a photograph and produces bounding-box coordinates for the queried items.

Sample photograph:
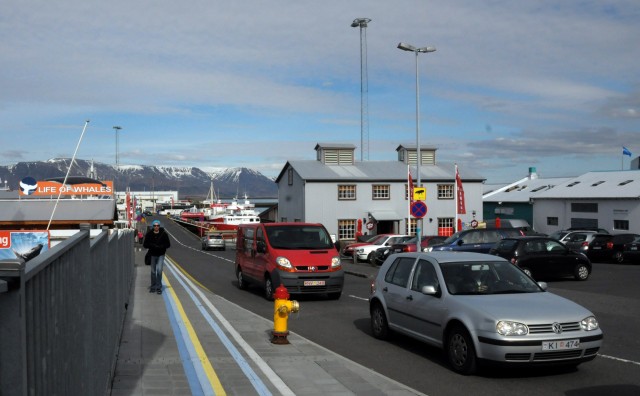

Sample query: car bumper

[475,332,603,364]
[273,269,344,295]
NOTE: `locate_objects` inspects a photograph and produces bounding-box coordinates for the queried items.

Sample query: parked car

[369,251,603,374]
[371,235,414,266]
[621,235,640,264]
[427,228,524,254]
[555,230,599,254]
[549,229,608,243]
[489,236,591,281]
[201,233,225,251]
[342,234,388,257]
[350,234,410,264]
[393,235,448,253]
[587,233,640,263]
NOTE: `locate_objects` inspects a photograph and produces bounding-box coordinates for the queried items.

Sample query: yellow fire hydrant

[271,284,299,344]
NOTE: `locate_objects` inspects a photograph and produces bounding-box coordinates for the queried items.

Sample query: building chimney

[528,167,538,179]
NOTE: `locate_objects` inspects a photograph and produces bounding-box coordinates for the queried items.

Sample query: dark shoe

[157,289,162,294]
[149,287,156,293]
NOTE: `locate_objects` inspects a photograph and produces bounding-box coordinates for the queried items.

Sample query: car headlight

[497,321,529,336]
[331,256,341,269]
[356,248,364,254]
[581,316,599,331]
[275,256,293,270]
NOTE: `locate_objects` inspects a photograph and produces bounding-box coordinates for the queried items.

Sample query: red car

[391,235,447,253]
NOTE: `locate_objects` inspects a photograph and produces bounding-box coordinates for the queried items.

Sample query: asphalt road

[156,217,640,396]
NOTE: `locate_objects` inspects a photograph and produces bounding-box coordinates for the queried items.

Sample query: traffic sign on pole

[410,201,427,218]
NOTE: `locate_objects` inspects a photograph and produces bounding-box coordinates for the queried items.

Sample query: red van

[235,222,344,300]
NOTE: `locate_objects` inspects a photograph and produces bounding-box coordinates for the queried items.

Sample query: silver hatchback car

[201,233,226,251]
[369,251,603,374]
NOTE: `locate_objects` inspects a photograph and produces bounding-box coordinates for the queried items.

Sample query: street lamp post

[113,126,122,190]
[351,18,371,162]
[397,42,435,250]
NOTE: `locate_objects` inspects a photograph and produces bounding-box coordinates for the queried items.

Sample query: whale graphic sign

[0,231,51,262]
[18,177,114,197]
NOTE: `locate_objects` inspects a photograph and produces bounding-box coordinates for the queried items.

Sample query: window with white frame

[338,219,356,240]
[338,185,356,200]
[438,217,455,234]
[438,184,454,199]
[406,218,417,236]
[372,184,390,200]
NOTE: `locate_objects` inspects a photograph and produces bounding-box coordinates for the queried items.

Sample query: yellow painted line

[163,274,226,395]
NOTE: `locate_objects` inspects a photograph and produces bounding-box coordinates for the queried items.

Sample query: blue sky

[1,1,638,183]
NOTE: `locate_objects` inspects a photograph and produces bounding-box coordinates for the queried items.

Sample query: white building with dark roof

[275,143,485,241]
[531,170,640,234]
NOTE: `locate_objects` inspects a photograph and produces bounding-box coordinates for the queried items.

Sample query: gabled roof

[483,177,572,203]
[275,160,484,183]
[532,170,640,200]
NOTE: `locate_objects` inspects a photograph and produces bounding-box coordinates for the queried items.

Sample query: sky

[1,1,639,184]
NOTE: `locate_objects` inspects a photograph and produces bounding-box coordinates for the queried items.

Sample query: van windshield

[266,225,335,250]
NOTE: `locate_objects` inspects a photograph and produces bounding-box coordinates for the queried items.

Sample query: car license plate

[632,246,638,251]
[592,246,601,250]
[304,280,325,286]
[542,339,580,350]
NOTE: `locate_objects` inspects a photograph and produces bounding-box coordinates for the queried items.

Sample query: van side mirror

[256,241,267,253]
[457,239,464,246]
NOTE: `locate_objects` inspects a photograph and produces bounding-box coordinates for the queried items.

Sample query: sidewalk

[109,250,423,396]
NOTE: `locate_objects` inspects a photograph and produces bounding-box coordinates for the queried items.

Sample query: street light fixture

[397,42,436,248]
[351,18,371,161]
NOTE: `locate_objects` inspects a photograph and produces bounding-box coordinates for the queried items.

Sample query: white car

[354,234,409,264]
[201,233,225,251]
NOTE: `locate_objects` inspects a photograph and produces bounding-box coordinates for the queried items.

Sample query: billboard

[18,177,114,197]
[0,231,51,262]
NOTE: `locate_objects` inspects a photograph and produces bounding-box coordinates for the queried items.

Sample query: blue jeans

[150,255,165,291]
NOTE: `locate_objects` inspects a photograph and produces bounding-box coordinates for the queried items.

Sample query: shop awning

[369,210,402,221]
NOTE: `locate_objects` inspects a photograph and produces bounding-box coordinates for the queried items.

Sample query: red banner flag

[456,166,466,214]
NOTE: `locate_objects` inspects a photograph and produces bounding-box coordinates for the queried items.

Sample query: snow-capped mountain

[0,159,277,199]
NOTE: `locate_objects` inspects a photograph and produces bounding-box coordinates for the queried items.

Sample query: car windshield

[439,261,542,295]
[442,231,463,245]
[266,225,335,250]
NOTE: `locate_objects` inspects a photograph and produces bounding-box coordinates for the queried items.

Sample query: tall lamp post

[113,126,122,190]
[351,18,371,161]
[397,42,435,249]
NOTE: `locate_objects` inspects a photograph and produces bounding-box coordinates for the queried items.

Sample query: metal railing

[0,225,134,396]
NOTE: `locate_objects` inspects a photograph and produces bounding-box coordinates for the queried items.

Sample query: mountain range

[0,159,278,199]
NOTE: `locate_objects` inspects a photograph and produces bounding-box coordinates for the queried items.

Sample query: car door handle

[383,287,388,292]
[406,295,413,301]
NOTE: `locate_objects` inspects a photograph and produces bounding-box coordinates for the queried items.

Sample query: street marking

[162,274,225,395]
[599,354,640,366]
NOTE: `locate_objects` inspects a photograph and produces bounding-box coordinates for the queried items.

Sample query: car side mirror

[537,281,548,291]
[457,240,464,246]
[256,241,267,253]
[420,285,438,295]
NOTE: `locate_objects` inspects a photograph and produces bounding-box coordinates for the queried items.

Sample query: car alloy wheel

[574,264,590,281]
[370,302,389,340]
[614,251,624,264]
[447,325,477,375]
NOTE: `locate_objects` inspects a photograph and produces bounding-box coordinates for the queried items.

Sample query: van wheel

[237,269,248,290]
[264,276,274,301]
[328,291,342,300]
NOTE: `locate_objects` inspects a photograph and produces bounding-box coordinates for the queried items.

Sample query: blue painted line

[166,264,272,396]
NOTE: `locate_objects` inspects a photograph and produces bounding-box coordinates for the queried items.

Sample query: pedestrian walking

[143,219,171,294]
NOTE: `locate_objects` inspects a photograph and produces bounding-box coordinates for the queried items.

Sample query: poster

[0,231,51,262]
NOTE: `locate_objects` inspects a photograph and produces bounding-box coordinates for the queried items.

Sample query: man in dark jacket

[143,219,171,294]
